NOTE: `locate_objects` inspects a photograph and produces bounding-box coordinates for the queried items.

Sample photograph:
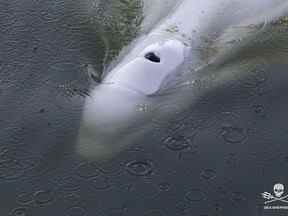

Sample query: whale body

[77,0,288,160]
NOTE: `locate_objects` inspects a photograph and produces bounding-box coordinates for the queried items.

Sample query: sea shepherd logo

[262,183,288,210]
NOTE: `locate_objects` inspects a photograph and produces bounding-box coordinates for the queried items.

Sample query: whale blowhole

[144,52,161,63]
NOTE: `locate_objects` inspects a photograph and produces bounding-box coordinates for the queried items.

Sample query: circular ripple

[92,176,111,190]
[253,105,265,115]
[63,194,81,207]
[253,68,268,85]
[58,177,82,192]
[0,159,24,180]
[126,160,154,176]
[16,192,34,204]
[253,105,267,118]
[185,189,206,202]
[34,190,54,205]
[67,207,87,216]
[221,126,247,144]
[163,135,191,151]
[10,207,29,216]
[76,162,102,178]
[20,157,42,171]
[158,182,171,191]
[200,169,216,180]
[95,160,123,177]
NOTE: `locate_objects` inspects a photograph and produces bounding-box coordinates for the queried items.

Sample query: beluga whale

[77,0,288,160]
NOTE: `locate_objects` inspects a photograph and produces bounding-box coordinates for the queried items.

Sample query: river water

[1,0,288,216]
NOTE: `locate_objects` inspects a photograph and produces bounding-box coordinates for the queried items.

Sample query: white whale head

[77,0,288,160]
[105,38,187,95]
[77,36,189,160]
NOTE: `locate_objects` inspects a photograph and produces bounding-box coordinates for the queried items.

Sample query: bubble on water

[66,207,87,216]
[200,169,216,180]
[185,189,206,202]
[76,162,102,178]
[34,190,54,205]
[163,134,191,151]
[221,126,247,144]
[126,160,154,176]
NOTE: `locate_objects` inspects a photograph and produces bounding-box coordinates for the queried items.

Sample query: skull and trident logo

[262,183,288,204]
